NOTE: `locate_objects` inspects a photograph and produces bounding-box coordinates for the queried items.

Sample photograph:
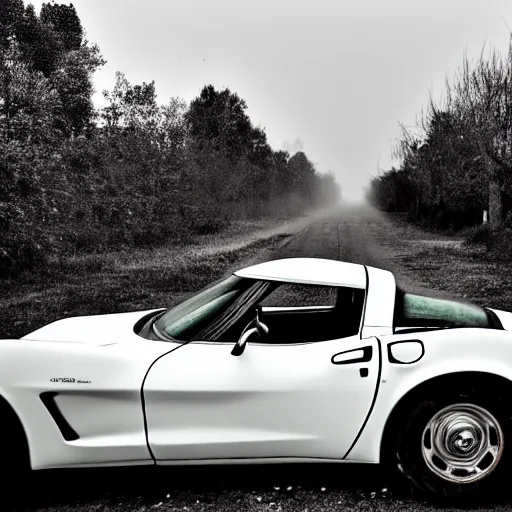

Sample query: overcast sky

[30,0,512,200]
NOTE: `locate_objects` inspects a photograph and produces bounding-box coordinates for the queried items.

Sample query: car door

[143,334,381,462]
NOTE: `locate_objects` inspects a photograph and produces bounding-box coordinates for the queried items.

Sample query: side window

[259,283,337,308]
[257,283,364,344]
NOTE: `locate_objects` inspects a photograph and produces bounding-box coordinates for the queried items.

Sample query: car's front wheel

[393,387,509,500]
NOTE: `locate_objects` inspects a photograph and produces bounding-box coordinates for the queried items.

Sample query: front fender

[346,328,512,462]
[0,338,171,470]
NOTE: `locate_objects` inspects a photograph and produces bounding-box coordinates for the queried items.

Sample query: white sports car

[3,257,512,499]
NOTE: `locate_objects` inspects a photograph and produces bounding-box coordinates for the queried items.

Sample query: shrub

[489,227,512,262]
[189,213,227,235]
[463,223,492,247]
[0,236,47,279]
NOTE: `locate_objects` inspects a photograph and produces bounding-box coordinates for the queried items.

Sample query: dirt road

[251,204,512,310]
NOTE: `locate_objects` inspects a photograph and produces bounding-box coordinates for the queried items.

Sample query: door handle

[331,346,372,365]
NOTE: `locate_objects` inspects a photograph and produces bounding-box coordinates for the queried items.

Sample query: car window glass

[155,275,254,341]
[395,290,490,328]
[255,284,364,343]
[259,283,337,308]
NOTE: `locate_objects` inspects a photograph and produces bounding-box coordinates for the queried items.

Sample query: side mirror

[231,327,259,356]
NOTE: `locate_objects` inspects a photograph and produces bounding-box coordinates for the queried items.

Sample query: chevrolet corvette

[2,257,512,499]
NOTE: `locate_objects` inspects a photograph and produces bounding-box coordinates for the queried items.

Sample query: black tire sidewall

[395,386,510,500]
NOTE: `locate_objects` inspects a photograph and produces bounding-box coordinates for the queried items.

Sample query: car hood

[489,308,512,331]
[21,309,164,346]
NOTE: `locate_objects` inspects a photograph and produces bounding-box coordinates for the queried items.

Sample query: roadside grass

[398,244,511,306]
[0,219,296,339]
[364,211,512,312]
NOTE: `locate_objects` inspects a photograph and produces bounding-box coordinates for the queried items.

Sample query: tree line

[367,35,512,243]
[0,1,341,277]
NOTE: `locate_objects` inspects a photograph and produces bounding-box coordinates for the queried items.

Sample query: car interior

[146,280,368,345]
[225,284,366,345]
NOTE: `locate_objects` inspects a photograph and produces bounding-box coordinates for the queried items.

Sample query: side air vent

[40,392,79,441]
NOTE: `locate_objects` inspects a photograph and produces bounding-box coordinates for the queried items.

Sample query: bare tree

[450,40,512,227]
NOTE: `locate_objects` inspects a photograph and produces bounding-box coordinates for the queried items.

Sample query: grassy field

[5,205,512,511]
[361,210,512,313]
[0,214,317,340]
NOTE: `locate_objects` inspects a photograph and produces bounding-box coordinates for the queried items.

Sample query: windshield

[154,275,254,341]
[394,289,490,328]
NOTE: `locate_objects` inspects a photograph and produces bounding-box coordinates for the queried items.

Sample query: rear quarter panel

[347,328,512,462]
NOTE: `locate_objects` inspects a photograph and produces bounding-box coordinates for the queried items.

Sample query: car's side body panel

[489,308,512,330]
[0,335,172,469]
[2,258,512,472]
[347,328,512,462]
[143,335,381,463]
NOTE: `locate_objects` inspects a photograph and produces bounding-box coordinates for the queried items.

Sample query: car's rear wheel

[393,387,510,500]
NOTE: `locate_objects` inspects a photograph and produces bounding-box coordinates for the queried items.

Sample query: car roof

[234,258,367,288]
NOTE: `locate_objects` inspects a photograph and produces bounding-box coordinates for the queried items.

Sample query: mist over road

[251,204,461,300]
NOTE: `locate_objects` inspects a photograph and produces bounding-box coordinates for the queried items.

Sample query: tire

[392,385,510,500]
